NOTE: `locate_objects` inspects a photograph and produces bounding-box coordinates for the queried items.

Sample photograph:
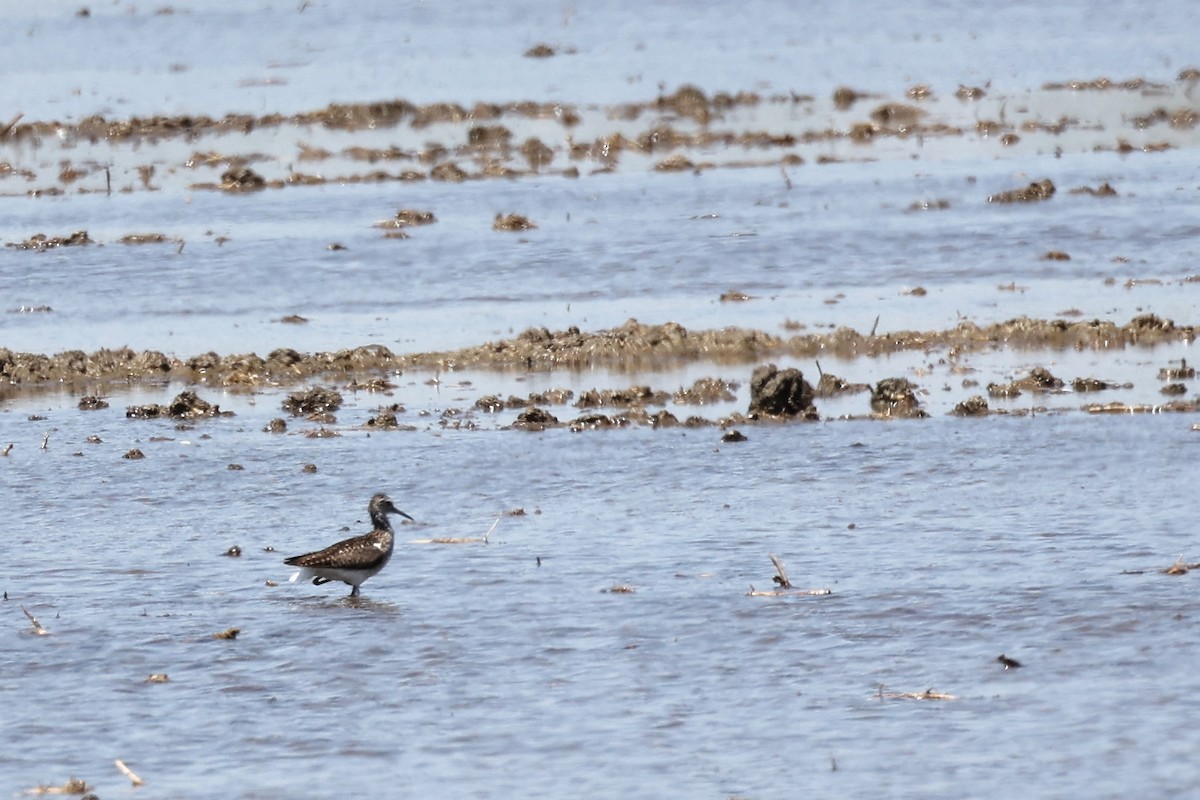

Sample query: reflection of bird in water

[285,494,413,598]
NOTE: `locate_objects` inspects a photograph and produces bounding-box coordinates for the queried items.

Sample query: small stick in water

[769,553,792,589]
[22,606,49,635]
[115,759,144,787]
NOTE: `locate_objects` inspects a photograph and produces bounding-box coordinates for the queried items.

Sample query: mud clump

[655,84,713,124]
[655,154,697,172]
[951,395,989,416]
[264,418,287,433]
[77,396,109,410]
[987,367,1063,398]
[524,43,556,58]
[513,407,559,431]
[1014,367,1065,391]
[1072,377,1117,392]
[430,162,468,182]
[475,395,505,412]
[118,233,173,245]
[748,364,817,419]
[576,386,668,408]
[283,386,343,416]
[493,213,537,231]
[814,372,870,398]
[869,103,925,130]
[1158,359,1195,380]
[416,319,780,371]
[366,405,412,429]
[987,178,1056,203]
[126,390,228,419]
[219,166,266,191]
[1070,183,1118,197]
[394,209,436,227]
[1130,313,1175,334]
[520,138,555,170]
[871,378,926,418]
[569,413,626,431]
[674,377,737,405]
[6,230,93,251]
[833,86,865,109]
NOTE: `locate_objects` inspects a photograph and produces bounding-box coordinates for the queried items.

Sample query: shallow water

[3,1,1200,797]
[5,402,1200,798]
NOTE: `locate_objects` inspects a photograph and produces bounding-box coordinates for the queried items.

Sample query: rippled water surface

[5,398,1200,798]
[3,1,1200,798]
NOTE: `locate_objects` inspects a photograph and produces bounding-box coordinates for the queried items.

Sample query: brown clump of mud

[870,378,927,418]
[4,76,1198,196]
[747,364,817,420]
[493,213,537,231]
[126,390,229,419]
[0,316,1196,400]
[6,230,93,250]
[987,178,1056,203]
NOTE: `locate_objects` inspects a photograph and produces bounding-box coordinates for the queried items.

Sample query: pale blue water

[4,398,1200,798]
[2,1,1200,797]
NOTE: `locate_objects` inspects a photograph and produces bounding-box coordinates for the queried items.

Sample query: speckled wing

[284,530,393,571]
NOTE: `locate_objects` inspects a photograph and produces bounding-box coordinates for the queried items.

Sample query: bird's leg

[349,585,360,598]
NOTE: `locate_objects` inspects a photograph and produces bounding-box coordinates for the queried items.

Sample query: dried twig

[411,516,498,545]
[22,606,49,635]
[1163,554,1200,575]
[0,112,23,138]
[876,684,956,701]
[115,759,144,787]
[1,442,12,456]
[211,627,239,640]
[747,586,832,597]
[22,777,88,795]
[768,553,791,588]
[746,554,832,596]
[40,431,50,450]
